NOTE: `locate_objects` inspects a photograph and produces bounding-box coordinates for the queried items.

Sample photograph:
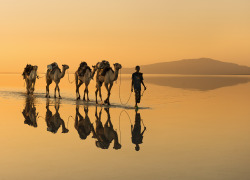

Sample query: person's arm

[61,119,69,133]
[141,127,146,135]
[141,74,146,90]
[131,74,134,92]
[141,80,146,90]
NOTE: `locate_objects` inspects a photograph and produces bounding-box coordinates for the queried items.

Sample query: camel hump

[101,67,114,76]
[78,66,92,77]
[22,64,34,78]
[47,63,61,75]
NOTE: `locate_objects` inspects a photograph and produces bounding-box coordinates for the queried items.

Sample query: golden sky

[0,0,250,72]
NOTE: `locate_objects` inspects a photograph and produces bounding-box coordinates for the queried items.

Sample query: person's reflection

[131,110,146,151]
[92,107,121,150]
[22,96,38,127]
[75,105,94,140]
[45,99,69,134]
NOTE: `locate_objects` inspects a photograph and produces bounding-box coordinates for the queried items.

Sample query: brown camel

[95,63,122,105]
[45,64,69,98]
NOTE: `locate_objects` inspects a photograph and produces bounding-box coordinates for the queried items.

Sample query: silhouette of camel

[45,99,69,134]
[75,105,94,140]
[92,107,121,150]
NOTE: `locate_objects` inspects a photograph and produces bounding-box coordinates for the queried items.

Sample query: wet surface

[0,74,250,180]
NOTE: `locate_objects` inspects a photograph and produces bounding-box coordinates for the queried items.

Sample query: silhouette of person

[92,107,121,150]
[22,96,38,127]
[45,99,69,134]
[131,110,146,151]
[75,105,94,140]
[131,66,146,108]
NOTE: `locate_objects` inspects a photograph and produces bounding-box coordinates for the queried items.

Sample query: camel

[22,96,38,127]
[23,65,38,95]
[45,64,69,98]
[95,63,122,105]
[92,107,121,150]
[75,64,98,101]
[45,99,69,134]
[75,105,94,139]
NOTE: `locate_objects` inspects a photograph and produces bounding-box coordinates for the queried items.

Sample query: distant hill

[122,58,250,75]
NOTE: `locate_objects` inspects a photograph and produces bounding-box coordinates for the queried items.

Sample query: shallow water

[0,74,250,180]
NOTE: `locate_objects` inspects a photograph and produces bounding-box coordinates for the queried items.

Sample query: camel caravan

[22,60,122,105]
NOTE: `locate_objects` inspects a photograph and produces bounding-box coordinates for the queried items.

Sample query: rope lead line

[67,71,74,84]
[119,110,132,144]
[67,115,74,129]
[118,70,132,105]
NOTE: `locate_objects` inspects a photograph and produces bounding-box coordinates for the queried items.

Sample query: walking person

[131,110,146,151]
[131,66,146,109]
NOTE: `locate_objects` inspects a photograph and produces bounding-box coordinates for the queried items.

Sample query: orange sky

[0,0,250,72]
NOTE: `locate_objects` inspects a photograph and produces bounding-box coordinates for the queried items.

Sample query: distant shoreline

[1,72,250,76]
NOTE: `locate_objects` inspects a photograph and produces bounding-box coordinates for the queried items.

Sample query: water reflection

[145,76,250,91]
[92,107,122,150]
[131,110,146,151]
[45,99,69,134]
[21,96,146,151]
[22,96,38,127]
[75,105,93,140]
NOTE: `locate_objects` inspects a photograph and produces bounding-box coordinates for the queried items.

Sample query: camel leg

[95,88,98,104]
[99,86,103,104]
[104,83,109,104]
[54,85,57,98]
[76,80,83,100]
[83,84,89,101]
[75,73,79,99]
[31,79,36,94]
[58,85,61,99]
[26,80,30,95]
[83,88,86,101]
[105,83,113,105]
[46,80,52,98]
[95,83,102,104]
[104,108,112,127]
[86,85,90,101]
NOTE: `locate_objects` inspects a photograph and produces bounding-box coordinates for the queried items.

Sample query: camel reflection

[75,105,94,140]
[92,107,121,150]
[131,110,146,151]
[45,99,69,134]
[22,96,38,127]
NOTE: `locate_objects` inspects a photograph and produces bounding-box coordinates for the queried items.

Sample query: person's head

[135,66,140,72]
[135,144,140,151]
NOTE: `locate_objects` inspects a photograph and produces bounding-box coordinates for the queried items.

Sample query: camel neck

[59,68,67,78]
[112,69,119,81]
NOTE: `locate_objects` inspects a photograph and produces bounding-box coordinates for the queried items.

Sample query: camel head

[113,63,122,70]
[96,62,104,69]
[113,142,122,150]
[62,64,69,70]
[92,65,98,71]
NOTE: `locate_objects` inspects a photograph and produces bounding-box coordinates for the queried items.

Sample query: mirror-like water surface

[0,74,250,180]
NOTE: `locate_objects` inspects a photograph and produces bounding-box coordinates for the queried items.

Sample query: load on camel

[22,64,38,95]
[95,60,122,105]
[45,62,69,98]
[75,61,97,101]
